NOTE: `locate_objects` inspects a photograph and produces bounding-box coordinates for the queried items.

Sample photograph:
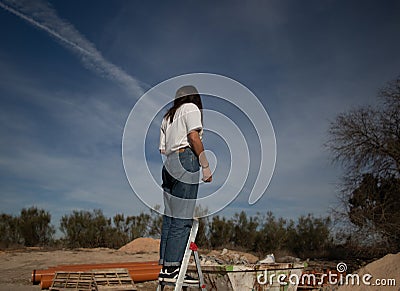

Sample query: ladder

[157,219,207,291]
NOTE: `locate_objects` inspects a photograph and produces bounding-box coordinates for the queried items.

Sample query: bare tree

[328,80,400,183]
[327,77,400,250]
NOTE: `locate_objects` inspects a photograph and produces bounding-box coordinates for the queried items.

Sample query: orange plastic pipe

[34,267,160,285]
[32,261,160,284]
[39,268,161,289]
[34,262,161,287]
[56,260,159,268]
[34,265,160,281]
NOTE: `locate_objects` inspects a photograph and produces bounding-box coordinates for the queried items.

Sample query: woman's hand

[202,166,212,182]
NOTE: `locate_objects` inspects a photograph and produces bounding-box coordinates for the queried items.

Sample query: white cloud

[0,62,145,217]
[0,0,144,97]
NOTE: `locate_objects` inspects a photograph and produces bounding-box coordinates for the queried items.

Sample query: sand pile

[118,237,160,253]
[202,248,259,265]
[337,252,400,291]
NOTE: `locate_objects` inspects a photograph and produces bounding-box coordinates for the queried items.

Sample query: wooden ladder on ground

[49,268,136,291]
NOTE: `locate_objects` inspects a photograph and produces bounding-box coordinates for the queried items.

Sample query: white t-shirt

[159,103,203,155]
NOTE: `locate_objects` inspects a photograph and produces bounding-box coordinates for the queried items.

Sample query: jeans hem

[163,262,181,267]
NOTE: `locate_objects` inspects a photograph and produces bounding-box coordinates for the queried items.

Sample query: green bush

[0,207,54,247]
[0,206,335,259]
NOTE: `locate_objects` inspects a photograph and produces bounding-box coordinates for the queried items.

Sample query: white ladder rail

[157,219,207,291]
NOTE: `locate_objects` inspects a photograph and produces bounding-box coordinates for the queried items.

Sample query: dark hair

[164,85,203,124]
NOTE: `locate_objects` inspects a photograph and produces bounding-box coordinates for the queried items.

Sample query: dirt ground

[336,252,400,291]
[1,247,398,291]
[0,248,159,291]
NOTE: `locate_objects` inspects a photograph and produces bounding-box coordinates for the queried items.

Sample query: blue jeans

[159,147,200,266]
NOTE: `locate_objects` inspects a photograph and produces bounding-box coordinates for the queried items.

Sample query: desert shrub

[0,213,22,247]
[19,207,55,246]
[60,209,113,248]
[0,207,54,247]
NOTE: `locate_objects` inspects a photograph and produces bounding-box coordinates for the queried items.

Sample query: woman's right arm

[188,130,212,182]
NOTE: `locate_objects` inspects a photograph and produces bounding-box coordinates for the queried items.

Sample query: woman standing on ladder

[158,85,212,283]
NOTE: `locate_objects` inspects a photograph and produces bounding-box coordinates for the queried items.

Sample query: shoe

[184,274,199,284]
[158,268,166,281]
[159,267,179,283]
[159,267,200,284]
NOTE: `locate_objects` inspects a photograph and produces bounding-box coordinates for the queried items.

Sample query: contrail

[0,0,145,97]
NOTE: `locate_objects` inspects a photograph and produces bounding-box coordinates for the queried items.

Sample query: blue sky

[1,0,399,227]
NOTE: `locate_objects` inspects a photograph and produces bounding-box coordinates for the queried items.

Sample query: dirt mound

[337,252,400,291]
[118,237,160,254]
[203,248,259,265]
